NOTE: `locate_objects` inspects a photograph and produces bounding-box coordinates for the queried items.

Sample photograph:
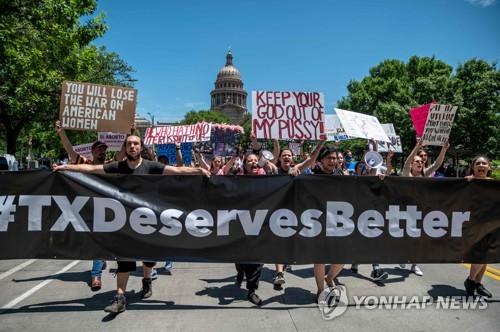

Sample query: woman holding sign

[464,156,493,298]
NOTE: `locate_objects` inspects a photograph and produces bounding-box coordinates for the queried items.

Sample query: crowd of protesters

[51,121,494,314]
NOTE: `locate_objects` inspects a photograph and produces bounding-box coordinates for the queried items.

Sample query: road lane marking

[1,260,80,309]
[0,259,37,282]
[462,264,500,281]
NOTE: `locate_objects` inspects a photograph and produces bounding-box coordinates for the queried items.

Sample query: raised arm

[296,140,325,171]
[402,138,422,176]
[272,139,280,163]
[424,142,450,176]
[386,149,394,175]
[175,143,184,166]
[222,155,237,175]
[55,121,78,163]
[195,151,210,171]
[52,163,105,174]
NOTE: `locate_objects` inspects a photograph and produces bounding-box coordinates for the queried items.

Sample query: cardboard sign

[60,81,137,133]
[144,122,212,145]
[324,114,349,141]
[252,91,325,140]
[156,143,192,166]
[410,103,432,137]
[98,132,127,152]
[72,143,93,160]
[334,108,390,142]
[377,124,403,153]
[422,104,458,146]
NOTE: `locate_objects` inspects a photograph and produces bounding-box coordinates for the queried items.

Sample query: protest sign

[156,143,192,166]
[288,142,302,156]
[252,91,326,140]
[59,81,137,133]
[98,132,127,152]
[334,108,390,142]
[324,114,349,141]
[72,143,93,160]
[144,122,212,145]
[410,103,431,137]
[422,104,458,146]
[377,124,403,153]
[191,123,243,158]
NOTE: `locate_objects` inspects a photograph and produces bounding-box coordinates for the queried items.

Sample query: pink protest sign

[409,103,432,137]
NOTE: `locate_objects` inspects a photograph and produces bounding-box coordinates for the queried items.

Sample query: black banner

[1,170,499,264]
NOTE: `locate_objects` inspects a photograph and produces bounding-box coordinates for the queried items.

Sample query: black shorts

[116,261,156,273]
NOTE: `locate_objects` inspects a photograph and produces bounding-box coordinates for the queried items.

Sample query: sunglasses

[414,160,424,164]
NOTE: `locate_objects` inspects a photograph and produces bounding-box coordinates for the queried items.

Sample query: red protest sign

[409,103,432,137]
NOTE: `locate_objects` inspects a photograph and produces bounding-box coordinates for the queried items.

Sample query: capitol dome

[210,51,248,124]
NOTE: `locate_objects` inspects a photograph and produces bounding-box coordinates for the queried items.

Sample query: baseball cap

[91,141,108,150]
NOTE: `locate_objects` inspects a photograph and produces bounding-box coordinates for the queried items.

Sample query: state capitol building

[210,51,248,124]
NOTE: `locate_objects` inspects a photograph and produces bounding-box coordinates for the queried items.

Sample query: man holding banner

[53,134,210,314]
[56,120,109,291]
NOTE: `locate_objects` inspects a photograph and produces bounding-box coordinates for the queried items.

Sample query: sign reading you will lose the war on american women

[59,81,137,133]
[422,104,458,146]
[252,91,326,140]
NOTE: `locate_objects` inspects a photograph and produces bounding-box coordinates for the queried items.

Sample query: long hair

[470,155,491,177]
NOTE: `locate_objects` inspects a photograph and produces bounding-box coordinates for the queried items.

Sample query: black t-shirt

[103,159,165,175]
[312,165,344,176]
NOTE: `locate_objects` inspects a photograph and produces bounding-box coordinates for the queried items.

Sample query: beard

[126,152,140,161]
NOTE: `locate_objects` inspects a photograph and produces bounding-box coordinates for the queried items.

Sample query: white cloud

[466,0,496,7]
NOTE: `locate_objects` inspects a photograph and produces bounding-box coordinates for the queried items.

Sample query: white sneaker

[151,268,158,280]
[411,264,423,276]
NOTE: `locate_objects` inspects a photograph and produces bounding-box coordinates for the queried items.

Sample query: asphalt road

[0,260,498,331]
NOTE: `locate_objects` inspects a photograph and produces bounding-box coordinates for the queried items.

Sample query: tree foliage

[338,56,499,160]
[0,0,135,157]
[180,110,231,125]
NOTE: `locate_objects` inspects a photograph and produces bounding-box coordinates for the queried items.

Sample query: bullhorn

[364,151,384,169]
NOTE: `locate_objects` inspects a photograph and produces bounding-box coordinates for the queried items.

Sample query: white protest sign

[334,108,390,142]
[324,114,349,141]
[144,122,212,145]
[98,132,127,152]
[252,91,326,140]
[376,124,403,153]
[72,143,93,160]
[422,104,458,146]
[288,142,302,156]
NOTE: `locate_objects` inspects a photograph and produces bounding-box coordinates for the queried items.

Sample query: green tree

[180,110,230,125]
[0,0,134,156]
[338,56,499,159]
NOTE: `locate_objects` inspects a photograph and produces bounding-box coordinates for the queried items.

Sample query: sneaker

[273,272,285,286]
[370,269,388,281]
[141,278,153,299]
[91,276,102,291]
[165,262,173,275]
[399,264,406,269]
[464,278,476,297]
[350,264,358,274]
[151,268,158,280]
[284,265,292,272]
[411,264,423,276]
[248,291,263,306]
[104,294,126,314]
[235,272,244,287]
[475,283,493,298]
